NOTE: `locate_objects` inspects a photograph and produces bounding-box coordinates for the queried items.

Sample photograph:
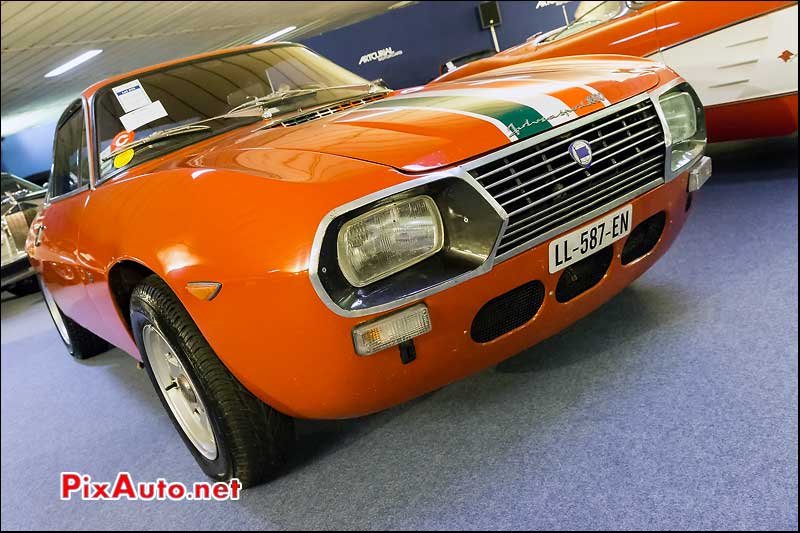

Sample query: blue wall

[302,1,575,89]
[1,1,574,179]
[1,119,57,178]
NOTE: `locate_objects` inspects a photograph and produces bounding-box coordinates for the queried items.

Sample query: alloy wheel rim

[142,324,217,460]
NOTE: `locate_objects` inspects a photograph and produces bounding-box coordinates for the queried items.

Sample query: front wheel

[130,275,293,487]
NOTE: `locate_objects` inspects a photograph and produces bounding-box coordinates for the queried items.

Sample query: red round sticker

[111,130,135,151]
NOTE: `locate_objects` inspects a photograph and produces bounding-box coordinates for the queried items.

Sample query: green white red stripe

[358,84,608,141]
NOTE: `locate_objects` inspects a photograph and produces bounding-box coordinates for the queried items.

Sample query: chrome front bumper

[687,156,712,192]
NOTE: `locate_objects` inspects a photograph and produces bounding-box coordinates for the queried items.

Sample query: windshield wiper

[229,82,388,115]
[101,103,270,161]
[103,124,212,160]
[228,88,321,114]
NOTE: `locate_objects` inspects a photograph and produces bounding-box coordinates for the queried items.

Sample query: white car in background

[2,172,45,295]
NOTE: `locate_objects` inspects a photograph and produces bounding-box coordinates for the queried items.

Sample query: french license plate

[548,205,632,273]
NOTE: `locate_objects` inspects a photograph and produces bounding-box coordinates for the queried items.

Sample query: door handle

[34,224,46,247]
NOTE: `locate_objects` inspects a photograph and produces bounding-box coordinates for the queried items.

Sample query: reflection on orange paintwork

[157,244,201,274]
[191,168,214,179]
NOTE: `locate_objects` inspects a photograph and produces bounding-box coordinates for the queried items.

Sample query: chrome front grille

[467,96,666,260]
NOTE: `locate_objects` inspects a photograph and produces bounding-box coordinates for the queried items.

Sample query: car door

[33,100,98,327]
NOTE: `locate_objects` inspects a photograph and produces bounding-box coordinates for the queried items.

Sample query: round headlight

[659,89,705,172]
[337,195,444,287]
[660,91,697,144]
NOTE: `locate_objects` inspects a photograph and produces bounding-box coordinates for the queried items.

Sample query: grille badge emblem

[569,140,593,169]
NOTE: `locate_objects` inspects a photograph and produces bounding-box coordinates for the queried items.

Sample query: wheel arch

[107,258,159,335]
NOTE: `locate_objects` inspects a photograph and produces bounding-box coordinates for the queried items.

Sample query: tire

[7,276,40,296]
[129,275,293,487]
[39,276,109,359]
[4,210,30,250]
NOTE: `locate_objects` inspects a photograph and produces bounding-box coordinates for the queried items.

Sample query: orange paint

[28,45,701,419]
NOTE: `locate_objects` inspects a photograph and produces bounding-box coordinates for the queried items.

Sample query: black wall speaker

[478,1,502,29]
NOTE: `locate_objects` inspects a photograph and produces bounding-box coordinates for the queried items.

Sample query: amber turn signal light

[185,282,222,301]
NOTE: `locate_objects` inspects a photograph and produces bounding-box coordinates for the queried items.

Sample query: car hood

[202,56,665,173]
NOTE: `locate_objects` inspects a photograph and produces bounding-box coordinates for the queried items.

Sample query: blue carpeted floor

[1,137,797,530]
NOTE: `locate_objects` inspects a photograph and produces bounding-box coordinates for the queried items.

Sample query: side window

[51,108,88,198]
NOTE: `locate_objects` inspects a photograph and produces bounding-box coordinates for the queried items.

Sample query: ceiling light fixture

[44,50,103,78]
[388,1,415,10]
[252,26,297,45]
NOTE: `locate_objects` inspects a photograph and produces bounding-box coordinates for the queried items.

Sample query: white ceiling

[0,1,406,134]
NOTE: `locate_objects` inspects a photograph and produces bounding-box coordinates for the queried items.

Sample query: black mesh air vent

[621,211,666,265]
[471,281,545,343]
[555,245,613,303]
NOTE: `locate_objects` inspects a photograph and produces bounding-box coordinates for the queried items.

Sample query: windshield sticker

[112,79,152,113]
[113,149,135,169]
[111,130,135,152]
[119,100,168,131]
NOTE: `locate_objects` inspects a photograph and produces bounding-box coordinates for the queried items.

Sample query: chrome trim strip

[717,59,759,69]
[307,170,508,318]
[82,97,98,189]
[45,184,90,204]
[709,79,750,89]
[725,36,769,48]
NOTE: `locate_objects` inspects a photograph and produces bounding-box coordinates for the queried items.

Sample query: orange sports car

[437,1,798,142]
[28,42,711,486]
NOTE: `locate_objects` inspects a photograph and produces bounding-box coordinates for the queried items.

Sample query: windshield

[94,44,372,179]
[543,1,624,43]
